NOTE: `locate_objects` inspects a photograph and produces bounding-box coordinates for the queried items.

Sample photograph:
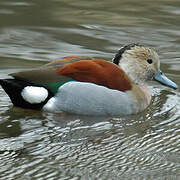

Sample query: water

[0,0,180,179]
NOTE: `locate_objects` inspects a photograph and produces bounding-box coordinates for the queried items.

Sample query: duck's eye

[147,59,153,64]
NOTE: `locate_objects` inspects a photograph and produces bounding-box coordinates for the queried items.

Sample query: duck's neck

[119,61,146,85]
[128,84,151,113]
[138,85,151,105]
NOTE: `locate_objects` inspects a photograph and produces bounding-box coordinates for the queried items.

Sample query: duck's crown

[112,43,142,65]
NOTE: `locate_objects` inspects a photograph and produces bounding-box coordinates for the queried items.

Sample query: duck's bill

[153,70,178,90]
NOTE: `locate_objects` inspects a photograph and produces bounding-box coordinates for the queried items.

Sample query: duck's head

[112,43,178,89]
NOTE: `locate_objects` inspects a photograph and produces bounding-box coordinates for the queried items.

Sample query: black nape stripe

[112,43,142,65]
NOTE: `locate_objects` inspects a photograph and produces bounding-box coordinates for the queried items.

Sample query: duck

[0,43,178,116]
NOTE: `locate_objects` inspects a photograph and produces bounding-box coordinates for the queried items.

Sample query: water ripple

[0,0,180,179]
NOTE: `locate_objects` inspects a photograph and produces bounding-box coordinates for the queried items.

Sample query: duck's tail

[0,79,52,110]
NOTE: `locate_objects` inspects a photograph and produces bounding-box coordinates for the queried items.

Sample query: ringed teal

[0,43,178,116]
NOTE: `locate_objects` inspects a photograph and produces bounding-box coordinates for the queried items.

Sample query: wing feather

[9,57,132,93]
[57,59,132,92]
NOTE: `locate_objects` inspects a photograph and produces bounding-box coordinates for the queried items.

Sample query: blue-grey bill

[153,71,178,89]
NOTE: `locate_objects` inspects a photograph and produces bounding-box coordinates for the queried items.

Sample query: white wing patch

[21,86,48,104]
